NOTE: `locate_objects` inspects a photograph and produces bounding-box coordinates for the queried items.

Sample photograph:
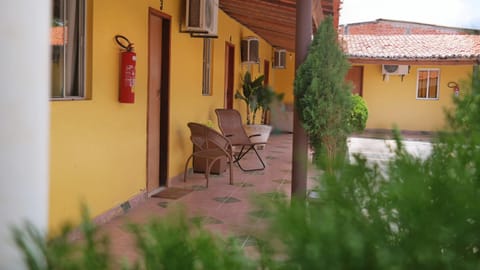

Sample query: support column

[0,1,51,269]
[292,0,312,199]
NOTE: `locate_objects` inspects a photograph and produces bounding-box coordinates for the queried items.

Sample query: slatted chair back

[184,122,233,187]
[215,109,266,171]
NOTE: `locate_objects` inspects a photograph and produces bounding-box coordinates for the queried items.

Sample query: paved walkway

[96,132,433,266]
[349,136,433,162]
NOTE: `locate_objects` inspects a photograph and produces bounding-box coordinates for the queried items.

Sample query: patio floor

[96,131,433,265]
[98,133,317,265]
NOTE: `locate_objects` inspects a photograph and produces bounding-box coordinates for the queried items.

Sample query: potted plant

[235,71,282,144]
[235,71,263,125]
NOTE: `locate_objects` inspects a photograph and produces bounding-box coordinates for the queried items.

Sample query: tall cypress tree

[294,16,352,172]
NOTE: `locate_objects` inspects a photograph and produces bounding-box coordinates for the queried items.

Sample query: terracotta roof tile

[341,35,480,61]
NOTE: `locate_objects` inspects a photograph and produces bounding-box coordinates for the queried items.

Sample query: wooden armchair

[184,122,233,187]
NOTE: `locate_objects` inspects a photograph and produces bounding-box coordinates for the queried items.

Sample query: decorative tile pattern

[259,192,287,200]
[190,216,223,225]
[272,179,291,184]
[192,185,207,191]
[213,196,241,203]
[120,201,131,213]
[233,182,255,188]
[157,201,169,208]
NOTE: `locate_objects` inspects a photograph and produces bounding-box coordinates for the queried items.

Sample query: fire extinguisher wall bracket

[115,35,136,103]
[448,81,460,97]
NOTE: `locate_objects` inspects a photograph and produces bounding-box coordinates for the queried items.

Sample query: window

[51,0,85,99]
[202,38,213,95]
[416,69,440,100]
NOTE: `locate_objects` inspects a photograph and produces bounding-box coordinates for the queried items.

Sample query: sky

[339,0,480,29]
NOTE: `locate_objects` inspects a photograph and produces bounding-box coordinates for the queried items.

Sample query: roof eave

[347,56,480,66]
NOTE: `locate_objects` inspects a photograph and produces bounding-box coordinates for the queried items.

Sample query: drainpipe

[0,1,51,269]
[292,0,312,199]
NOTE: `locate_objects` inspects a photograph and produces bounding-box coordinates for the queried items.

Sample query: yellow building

[343,34,480,132]
[3,0,345,267]
[44,0,340,233]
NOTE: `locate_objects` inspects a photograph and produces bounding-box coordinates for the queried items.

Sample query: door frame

[224,42,235,109]
[263,59,270,86]
[147,8,171,193]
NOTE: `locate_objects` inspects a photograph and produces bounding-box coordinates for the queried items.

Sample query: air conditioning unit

[272,48,286,69]
[241,37,259,64]
[382,64,409,75]
[185,0,218,37]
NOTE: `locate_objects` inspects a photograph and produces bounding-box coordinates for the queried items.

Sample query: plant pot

[243,124,272,149]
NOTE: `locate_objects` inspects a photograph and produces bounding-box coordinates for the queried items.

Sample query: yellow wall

[361,64,472,131]
[48,0,295,231]
[272,52,296,104]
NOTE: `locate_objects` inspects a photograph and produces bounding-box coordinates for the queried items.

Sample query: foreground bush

[257,73,480,269]
[13,207,253,270]
[14,75,480,269]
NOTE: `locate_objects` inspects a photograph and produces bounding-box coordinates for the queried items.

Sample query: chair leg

[228,156,233,185]
[204,160,210,188]
[184,155,194,182]
[234,145,266,172]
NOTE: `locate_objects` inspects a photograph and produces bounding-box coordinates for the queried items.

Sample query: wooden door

[263,59,270,85]
[224,42,235,109]
[147,9,170,193]
[346,65,364,96]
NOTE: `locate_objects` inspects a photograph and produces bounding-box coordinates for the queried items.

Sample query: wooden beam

[312,0,324,29]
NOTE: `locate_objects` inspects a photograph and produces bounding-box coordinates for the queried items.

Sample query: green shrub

[294,16,352,173]
[349,94,368,133]
[14,70,480,270]
[13,207,253,270]
[127,210,253,270]
[13,206,111,270]
[256,71,480,269]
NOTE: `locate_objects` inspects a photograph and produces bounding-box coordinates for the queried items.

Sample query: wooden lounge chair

[215,109,266,171]
[184,122,233,187]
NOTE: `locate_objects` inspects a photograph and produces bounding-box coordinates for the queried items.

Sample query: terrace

[96,131,432,264]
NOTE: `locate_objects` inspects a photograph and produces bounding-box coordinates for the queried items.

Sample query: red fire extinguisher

[115,35,136,103]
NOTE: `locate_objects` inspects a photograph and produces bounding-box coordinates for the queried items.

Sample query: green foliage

[15,70,480,270]
[294,16,353,172]
[13,206,111,270]
[127,210,253,270]
[257,85,284,124]
[235,71,265,124]
[14,207,253,270]
[235,71,281,124]
[256,70,480,269]
[349,94,369,133]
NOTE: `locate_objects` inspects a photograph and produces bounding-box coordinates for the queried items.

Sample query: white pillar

[0,1,51,269]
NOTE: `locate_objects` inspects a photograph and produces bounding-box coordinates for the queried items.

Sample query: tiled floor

[97,131,432,265]
[98,133,309,265]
